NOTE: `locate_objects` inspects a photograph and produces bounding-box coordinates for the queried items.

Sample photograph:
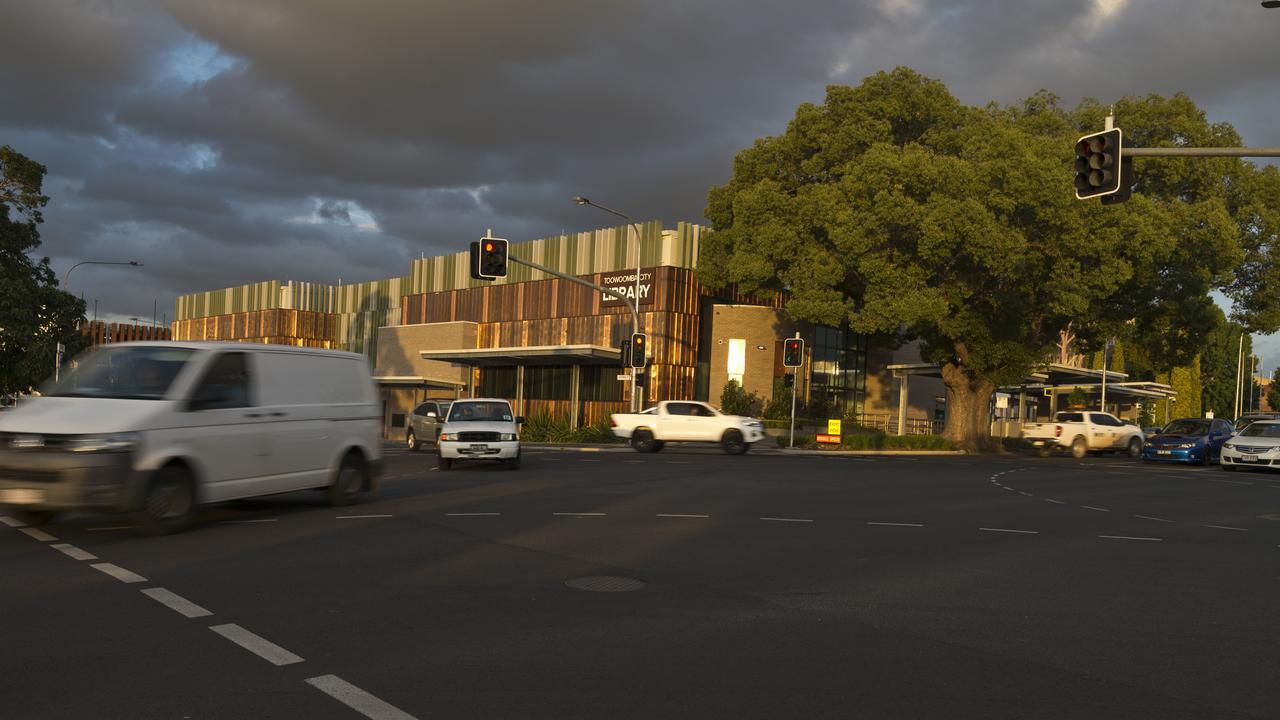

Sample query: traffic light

[618,340,631,369]
[783,338,804,368]
[469,237,508,280]
[783,373,795,389]
[630,333,647,368]
[1074,128,1124,199]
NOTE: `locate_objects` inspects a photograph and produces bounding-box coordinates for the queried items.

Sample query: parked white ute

[1022,411,1145,459]
[0,342,382,534]
[611,401,766,455]
[437,398,523,471]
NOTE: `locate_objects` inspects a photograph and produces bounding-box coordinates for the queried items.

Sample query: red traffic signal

[783,338,804,368]
[1074,128,1124,199]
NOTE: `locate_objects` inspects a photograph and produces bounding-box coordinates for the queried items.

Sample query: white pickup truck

[1023,411,1145,458]
[611,401,767,455]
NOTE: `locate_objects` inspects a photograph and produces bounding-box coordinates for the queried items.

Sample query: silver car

[406,400,451,451]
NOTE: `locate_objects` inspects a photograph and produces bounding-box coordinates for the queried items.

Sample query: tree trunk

[941,362,997,453]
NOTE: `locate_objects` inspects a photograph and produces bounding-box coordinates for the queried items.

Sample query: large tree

[1,146,86,397]
[699,68,1280,450]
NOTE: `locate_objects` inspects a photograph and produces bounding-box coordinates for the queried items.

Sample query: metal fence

[854,413,945,436]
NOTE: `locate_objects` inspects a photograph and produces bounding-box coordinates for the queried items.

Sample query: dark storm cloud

[3,0,1279,345]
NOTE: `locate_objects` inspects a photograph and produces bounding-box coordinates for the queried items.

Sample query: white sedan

[1220,420,1280,471]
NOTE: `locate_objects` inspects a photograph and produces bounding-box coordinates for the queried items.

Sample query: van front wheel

[327,455,365,507]
[135,465,197,535]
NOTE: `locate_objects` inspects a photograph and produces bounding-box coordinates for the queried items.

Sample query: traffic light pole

[1124,147,1280,157]
[506,253,643,412]
[789,332,800,449]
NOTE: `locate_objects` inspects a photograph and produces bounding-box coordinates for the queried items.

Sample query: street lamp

[64,260,144,292]
[574,196,645,411]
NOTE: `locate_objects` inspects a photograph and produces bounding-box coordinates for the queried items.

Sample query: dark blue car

[1142,417,1234,465]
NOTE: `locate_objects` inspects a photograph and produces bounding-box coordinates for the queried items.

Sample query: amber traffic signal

[630,333,648,368]
[470,237,508,280]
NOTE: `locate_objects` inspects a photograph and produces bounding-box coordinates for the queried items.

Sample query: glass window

[524,366,572,401]
[447,401,513,422]
[727,339,746,385]
[1238,422,1280,438]
[690,404,717,417]
[45,345,196,400]
[190,352,253,409]
[478,367,517,398]
[581,366,623,402]
[1056,412,1084,422]
[666,403,692,416]
[413,403,432,416]
[1162,419,1210,435]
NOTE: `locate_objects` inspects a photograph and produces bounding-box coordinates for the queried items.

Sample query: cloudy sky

[4,0,1280,367]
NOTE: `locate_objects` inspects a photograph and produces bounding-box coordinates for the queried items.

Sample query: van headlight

[500,433,517,441]
[67,433,139,453]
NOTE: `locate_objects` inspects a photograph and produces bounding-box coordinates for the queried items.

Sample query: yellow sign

[828,419,841,435]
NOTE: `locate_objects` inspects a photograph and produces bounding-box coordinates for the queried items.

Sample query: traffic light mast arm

[1123,147,1280,157]
[505,253,641,339]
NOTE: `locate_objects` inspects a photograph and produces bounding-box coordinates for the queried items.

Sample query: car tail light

[1055,425,1062,437]
[610,417,617,427]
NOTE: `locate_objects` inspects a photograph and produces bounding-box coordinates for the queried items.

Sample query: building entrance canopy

[419,344,622,367]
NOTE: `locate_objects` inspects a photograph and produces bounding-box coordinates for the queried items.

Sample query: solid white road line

[222,518,279,524]
[141,587,213,618]
[760,517,814,523]
[553,512,605,516]
[1045,499,1066,504]
[50,543,97,561]
[1203,524,1249,532]
[209,624,304,666]
[1134,514,1174,523]
[0,516,24,528]
[90,563,147,584]
[306,674,417,720]
[866,522,923,527]
[446,512,501,517]
[656,513,710,518]
[85,526,134,531]
[1081,505,1111,512]
[979,527,1039,535]
[19,527,57,542]
[1098,535,1163,542]
[336,514,393,519]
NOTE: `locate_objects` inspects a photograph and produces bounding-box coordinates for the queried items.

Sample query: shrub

[720,379,764,417]
[519,409,624,444]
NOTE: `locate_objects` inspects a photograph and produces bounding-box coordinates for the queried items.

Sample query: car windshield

[1237,422,1280,438]
[42,346,195,400]
[1161,420,1210,435]
[447,401,512,422]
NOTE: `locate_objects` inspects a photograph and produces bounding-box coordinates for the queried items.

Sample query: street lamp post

[574,196,644,412]
[57,260,144,381]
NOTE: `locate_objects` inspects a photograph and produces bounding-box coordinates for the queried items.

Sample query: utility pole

[1234,333,1245,420]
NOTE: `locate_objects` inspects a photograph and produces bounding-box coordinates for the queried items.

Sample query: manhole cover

[565,576,646,592]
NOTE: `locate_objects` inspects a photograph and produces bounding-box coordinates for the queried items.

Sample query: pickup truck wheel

[631,430,656,453]
[1070,436,1088,459]
[1035,446,1052,458]
[1126,437,1142,458]
[721,429,747,455]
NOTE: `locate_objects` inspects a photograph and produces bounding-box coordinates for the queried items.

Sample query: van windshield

[447,401,512,422]
[43,346,195,400]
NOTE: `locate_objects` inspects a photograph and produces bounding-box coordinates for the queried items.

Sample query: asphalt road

[3,446,1279,719]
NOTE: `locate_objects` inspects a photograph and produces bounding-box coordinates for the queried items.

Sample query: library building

[172,222,946,439]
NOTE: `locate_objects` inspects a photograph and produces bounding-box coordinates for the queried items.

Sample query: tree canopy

[1,145,87,397]
[699,68,1280,449]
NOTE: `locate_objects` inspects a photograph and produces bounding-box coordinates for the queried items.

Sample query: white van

[0,342,382,534]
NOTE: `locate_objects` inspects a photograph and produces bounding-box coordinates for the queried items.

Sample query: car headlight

[499,433,516,441]
[1223,442,1235,450]
[440,433,457,442]
[67,433,138,453]
[746,420,763,428]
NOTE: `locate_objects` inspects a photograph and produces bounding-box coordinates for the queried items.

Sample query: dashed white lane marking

[446,512,501,517]
[86,526,135,531]
[979,527,1039,535]
[1203,524,1249,532]
[760,517,814,523]
[18,527,57,542]
[1045,499,1066,505]
[222,518,279,524]
[1134,514,1174,523]
[1018,491,1034,497]
[1209,478,1253,485]
[624,460,644,464]
[1081,505,1111,512]
[553,512,606,517]
[1001,487,1015,491]
[656,513,709,518]
[90,563,147,584]
[336,514,393,519]
[50,543,97,561]
[305,674,418,720]
[666,461,690,464]
[210,624,304,666]
[1098,535,1163,542]
[0,516,25,528]
[141,587,213,618]
[867,522,923,527]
